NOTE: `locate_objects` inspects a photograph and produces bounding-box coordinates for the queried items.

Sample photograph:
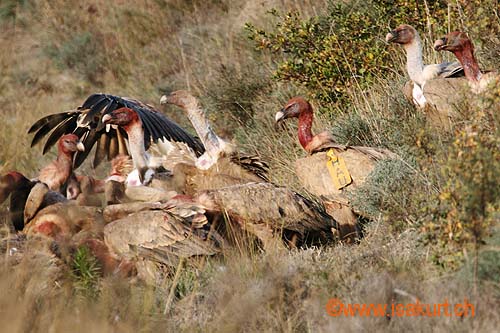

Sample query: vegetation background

[0,0,498,331]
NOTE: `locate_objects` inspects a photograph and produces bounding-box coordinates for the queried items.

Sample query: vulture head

[159,90,198,110]
[275,97,312,124]
[433,31,473,53]
[0,171,32,204]
[385,24,417,45]
[58,134,85,155]
[102,107,141,129]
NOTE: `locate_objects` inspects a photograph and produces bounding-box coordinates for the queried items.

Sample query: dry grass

[0,0,499,332]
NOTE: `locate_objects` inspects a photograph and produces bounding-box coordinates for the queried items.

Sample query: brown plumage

[276,97,396,238]
[17,179,103,245]
[103,196,224,269]
[169,158,266,196]
[106,154,135,183]
[66,173,106,206]
[401,77,471,128]
[197,182,339,248]
[23,182,68,226]
[38,134,84,192]
[0,171,36,231]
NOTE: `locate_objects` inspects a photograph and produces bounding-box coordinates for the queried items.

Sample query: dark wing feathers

[80,93,104,109]
[29,112,78,147]
[28,112,74,134]
[28,93,205,169]
[42,116,78,154]
[94,133,110,168]
[231,154,270,182]
[74,128,101,168]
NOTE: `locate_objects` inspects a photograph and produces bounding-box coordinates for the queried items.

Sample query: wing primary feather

[108,133,118,160]
[93,134,109,168]
[28,112,74,134]
[31,114,77,147]
[117,129,128,156]
[81,93,106,109]
[82,97,110,125]
[74,129,101,168]
[41,117,78,154]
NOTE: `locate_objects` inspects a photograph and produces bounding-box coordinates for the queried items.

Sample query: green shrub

[245,1,454,106]
[423,83,500,269]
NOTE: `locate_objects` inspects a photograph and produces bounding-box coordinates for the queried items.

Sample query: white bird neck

[184,102,225,156]
[126,123,149,169]
[403,35,425,86]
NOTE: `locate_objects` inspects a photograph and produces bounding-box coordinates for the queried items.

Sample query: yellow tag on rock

[326,149,352,190]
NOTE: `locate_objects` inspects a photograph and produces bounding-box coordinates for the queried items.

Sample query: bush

[245,1,455,106]
[423,82,500,269]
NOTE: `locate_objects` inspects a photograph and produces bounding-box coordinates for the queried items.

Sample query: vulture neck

[124,122,149,170]
[403,36,425,86]
[298,106,314,150]
[56,146,74,180]
[184,101,224,156]
[454,47,482,82]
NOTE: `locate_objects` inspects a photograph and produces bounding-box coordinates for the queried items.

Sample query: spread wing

[28,94,205,168]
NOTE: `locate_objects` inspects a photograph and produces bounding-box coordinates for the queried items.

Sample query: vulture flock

[0,26,493,281]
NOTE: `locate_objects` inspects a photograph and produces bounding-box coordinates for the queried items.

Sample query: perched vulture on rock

[276,97,396,240]
[28,93,205,175]
[386,24,464,108]
[434,31,497,94]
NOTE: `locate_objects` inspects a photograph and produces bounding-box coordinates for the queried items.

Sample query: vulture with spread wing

[28,93,205,170]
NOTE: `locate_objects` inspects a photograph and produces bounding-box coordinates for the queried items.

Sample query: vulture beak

[159,95,168,105]
[434,37,447,51]
[275,109,286,123]
[76,141,85,152]
[385,30,397,43]
[102,114,113,124]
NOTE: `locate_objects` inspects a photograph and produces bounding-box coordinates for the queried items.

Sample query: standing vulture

[434,31,497,93]
[386,24,464,108]
[28,93,205,171]
[276,97,396,240]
